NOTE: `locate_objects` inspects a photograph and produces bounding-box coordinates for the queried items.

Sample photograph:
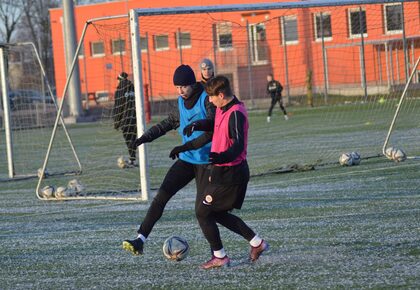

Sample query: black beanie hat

[173,65,196,86]
[118,72,128,80]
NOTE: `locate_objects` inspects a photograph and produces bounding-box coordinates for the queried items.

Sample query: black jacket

[141,82,215,151]
[267,80,283,99]
[113,79,136,130]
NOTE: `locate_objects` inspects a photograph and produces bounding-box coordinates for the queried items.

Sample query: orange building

[49,0,420,104]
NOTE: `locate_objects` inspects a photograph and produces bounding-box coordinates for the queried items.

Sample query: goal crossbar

[133,0,418,16]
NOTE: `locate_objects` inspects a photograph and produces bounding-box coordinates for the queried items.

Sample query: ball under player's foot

[249,240,269,262]
[284,114,289,121]
[200,255,231,269]
[122,238,144,255]
[267,116,271,123]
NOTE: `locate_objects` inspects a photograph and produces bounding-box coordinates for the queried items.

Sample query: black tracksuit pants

[137,159,254,244]
[137,159,208,237]
[196,182,256,252]
[122,125,137,162]
[268,96,287,116]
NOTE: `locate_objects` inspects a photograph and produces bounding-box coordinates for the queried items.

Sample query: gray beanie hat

[200,58,214,70]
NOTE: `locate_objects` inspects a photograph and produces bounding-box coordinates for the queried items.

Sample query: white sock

[250,235,263,247]
[136,234,146,243]
[213,248,226,258]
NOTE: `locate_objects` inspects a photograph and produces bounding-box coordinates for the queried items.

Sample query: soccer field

[1,106,419,288]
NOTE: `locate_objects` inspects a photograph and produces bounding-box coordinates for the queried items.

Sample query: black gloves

[183,122,198,137]
[169,145,188,160]
[209,152,227,164]
[183,119,211,137]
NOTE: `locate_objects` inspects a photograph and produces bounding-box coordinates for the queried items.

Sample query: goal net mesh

[36,1,420,198]
[0,43,78,181]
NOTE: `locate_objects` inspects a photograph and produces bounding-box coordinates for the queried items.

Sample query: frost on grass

[0,161,419,288]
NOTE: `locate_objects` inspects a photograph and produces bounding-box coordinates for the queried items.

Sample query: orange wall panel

[50,0,420,100]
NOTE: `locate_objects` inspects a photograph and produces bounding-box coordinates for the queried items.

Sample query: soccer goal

[0,42,80,181]
[127,0,420,176]
[36,14,150,201]
[38,0,420,201]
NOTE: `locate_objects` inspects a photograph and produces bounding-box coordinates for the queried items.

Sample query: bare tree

[17,0,60,84]
[0,0,23,43]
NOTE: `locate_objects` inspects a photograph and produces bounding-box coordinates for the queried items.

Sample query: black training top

[141,82,215,151]
[267,80,283,98]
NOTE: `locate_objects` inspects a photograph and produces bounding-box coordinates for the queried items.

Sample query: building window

[249,23,268,64]
[91,41,105,57]
[384,3,403,34]
[314,12,332,41]
[112,39,125,55]
[154,34,169,51]
[176,31,192,49]
[281,15,298,44]
[140,36,147,52]
[348,9,367,38]
[217,22,233,50]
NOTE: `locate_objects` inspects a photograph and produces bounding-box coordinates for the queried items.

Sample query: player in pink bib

[183,76,269,269]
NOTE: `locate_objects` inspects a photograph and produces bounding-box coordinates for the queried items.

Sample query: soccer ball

[385,147,406,162]
[55,186,68,198]
[117,156,128,169]
[393,148,407,162]
[39,185,55,198]
[339,152,361,166]
[350,151,361,165]
[67,179,85,195]
[162,236,189,261]
[339,153,353,166]
[385,147,395,160]
[37,168,49,179]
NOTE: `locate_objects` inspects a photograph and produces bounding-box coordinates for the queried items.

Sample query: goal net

[38,0,420,200]
[37,15,155,200]
[0,42,80,182]
[129,1,420,174]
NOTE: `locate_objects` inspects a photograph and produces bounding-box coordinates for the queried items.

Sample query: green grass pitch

[0,104,419,288]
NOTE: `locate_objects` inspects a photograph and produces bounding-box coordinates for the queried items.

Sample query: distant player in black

[113,72,137,166]
[266,73,288,123]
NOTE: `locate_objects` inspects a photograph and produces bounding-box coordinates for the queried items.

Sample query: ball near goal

[39,185,55,199]
[55,186,68,198]
[339,152,361,166]
[67,179,85,195]
[117,156,129,169]
[385,147,407,163]
[350,152,361,165]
